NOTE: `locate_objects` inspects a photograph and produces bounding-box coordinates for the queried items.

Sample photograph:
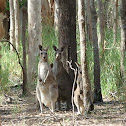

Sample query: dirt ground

[0,88,126,126]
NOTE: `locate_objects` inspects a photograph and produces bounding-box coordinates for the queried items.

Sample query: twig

[41,116,55,125]
[67,60,78,126]
[0,40,23,71]
[49,110,63,126]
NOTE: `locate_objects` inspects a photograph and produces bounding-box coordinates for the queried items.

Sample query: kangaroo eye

[45,52,47,55]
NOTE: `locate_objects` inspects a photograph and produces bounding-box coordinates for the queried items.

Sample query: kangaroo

[74,63,84,115]
[36,45,58,113]
[52,45,72,110]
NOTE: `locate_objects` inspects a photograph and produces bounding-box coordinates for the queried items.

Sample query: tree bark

[27,0,42,93]
[58,0,77,82]
[0,13,5,41]
[54,0,59,32]
[9,0,15,51]
[78,0,94,113]
[97,0,105,48]
[41,0,53,26]
[90,0,103,102]
[120,0,126,83]
[0,0,6,13]
[85,0,92,42]
[113,0,118,44]
[21,7,28,95]
[14,0,20,50]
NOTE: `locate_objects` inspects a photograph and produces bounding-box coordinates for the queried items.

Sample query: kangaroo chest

[53,61,63,76]
[39,63,50,81]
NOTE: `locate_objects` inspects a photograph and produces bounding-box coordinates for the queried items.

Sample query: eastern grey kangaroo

[52,45,72,110]
[74,63,94,114]
[36,45,58,113]
[74,64,84,114]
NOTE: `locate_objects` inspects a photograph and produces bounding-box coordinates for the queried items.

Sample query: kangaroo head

[39,45,49,62]
[53,45,64,60]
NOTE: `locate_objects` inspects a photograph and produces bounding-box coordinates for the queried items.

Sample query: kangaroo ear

[53,45,57,51]
[45,46,49,51]
[39,45,42,51]
[60,47,64,52]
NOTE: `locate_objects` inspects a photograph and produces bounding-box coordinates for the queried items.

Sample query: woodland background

[0,0,126,125]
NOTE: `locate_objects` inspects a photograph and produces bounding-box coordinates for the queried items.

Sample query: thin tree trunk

[97,0,105,48]
[78,0,94,113]
[54,0,59,32]
[22,7,28,95]
[48,0,54,25]
[14,0,20,50]
[113,0,118,44]
[120,0,126,83]
[0,0,6,13]
[90,0,103,102]
[27,0,42,93]
[0,13,5,41]
[58,0,77,82]
[85,0,92,42]
[9,0,15,51]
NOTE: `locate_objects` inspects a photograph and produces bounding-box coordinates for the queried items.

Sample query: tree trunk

[14,0,20,50]
[0,13,5,41]
[85,0,92,42]
[27,0,42,93]
[120,0,126,83]
[90,0,103,102]
[78,0,94,113]
[9,0,15,51]
[0,0,6,13]
[21,7,28,95]
[97,0,105,48]
[41,0,53,26]
[54,0,59,32]
[48,0,54,25]
[58,0,77,82]
[113,0,118,44]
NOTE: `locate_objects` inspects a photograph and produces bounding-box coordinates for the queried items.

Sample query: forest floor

[0,87,126,126]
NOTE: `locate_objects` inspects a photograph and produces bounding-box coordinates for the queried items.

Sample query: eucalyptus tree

[9,0,15,51]
[58,0,77,82]
[27,0,42,94]
[120,0,126,83]
[78,0,94,113]
[90,0,103,102]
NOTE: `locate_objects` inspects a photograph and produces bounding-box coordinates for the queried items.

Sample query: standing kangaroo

[36,45,58,113]
[74,63,94,114]
[52,45,72,110]
[74,64,84,114]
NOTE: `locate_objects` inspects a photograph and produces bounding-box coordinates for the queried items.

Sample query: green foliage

[100,28,121,97]
[6,0,27,11]
[19,0,27,8]
[0,43,21,94]
[77,27,123,100]
[42,25,58,63]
